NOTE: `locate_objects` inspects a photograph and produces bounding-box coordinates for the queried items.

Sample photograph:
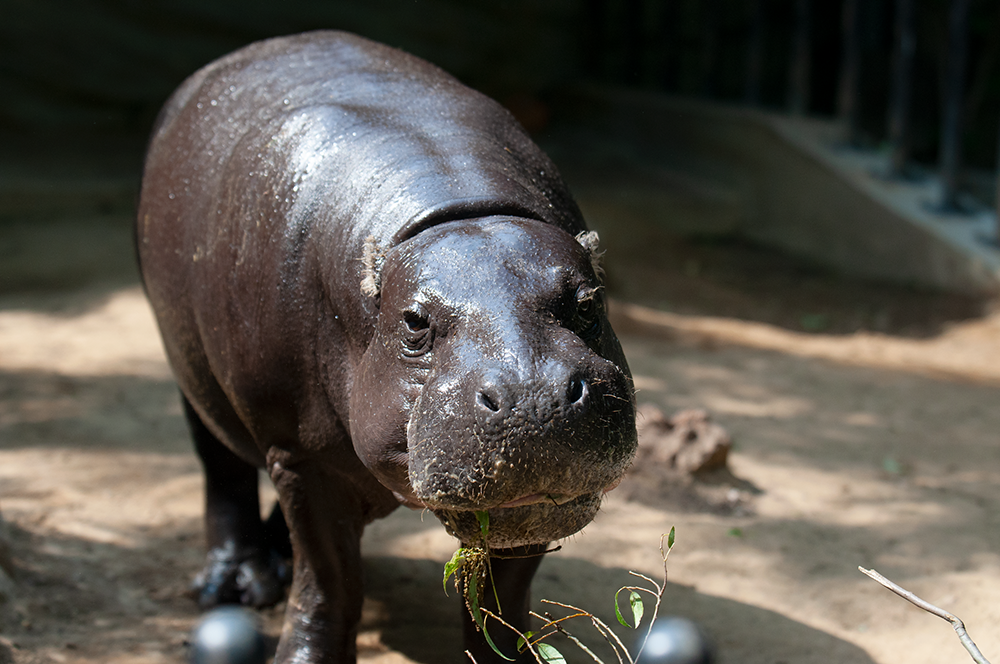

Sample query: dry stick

[541,616,606,664]
[859,567,992,664]
[527,608,602,662]
[479,608,545,664]
[529,608,628,664]
[478,532,675,664]
[543,600,633,664]
[630,536,672,663]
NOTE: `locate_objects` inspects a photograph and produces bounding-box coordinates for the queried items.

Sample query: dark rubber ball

[638,616,715,664]
[190,606,267,664]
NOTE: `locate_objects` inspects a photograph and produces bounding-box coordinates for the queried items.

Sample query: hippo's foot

[192,540,291,609]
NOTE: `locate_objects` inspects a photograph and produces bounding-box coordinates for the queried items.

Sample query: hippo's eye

[574,286,603,341]
[403,308,429,333]
[401,306,433,357]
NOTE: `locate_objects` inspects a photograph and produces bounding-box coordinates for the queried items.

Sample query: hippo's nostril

[477,390,501,413]
[568,377,588,405]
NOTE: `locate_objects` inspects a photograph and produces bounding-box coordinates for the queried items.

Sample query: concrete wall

[548,88,1000,295]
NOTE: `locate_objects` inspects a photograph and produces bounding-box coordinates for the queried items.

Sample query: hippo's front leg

[268,455,370,663]
[462,545,548,664]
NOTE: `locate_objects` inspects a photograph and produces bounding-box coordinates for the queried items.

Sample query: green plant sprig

[455,527,677,664]
[443,511,513,661]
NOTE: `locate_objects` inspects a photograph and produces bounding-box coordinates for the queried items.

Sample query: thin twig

[536,606,630,664]
[553,624,607,664]
[480,608,545,664]
[589,614,632,664]
[466,532,674,664]
[859,567,992,664]
[627,571,661,593]
[465,651,479,663]
[632,533,672,663]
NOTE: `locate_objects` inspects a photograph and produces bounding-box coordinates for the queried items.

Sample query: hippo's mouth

[497,492,579,508]
[432,488,612,548]
[498,477,623,509]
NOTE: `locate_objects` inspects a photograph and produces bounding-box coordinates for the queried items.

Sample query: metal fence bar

[996,115,1000,242]
[939,0,972,210]
[787,0,811,115]
[624,0,644,84]
[745,0,765,105]
[837,0,861,143]
[699,0,720,97]
[887,0,916,178]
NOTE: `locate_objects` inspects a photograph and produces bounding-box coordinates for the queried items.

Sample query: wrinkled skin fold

[137,30,637,663]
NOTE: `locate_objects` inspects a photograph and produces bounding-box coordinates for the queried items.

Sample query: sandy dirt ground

[2,210,1000,664]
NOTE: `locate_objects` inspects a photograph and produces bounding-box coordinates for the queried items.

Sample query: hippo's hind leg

[183,395,290,608]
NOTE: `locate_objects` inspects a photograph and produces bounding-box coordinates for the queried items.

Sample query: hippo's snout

[407,346,636,547]
[474,362,592,426]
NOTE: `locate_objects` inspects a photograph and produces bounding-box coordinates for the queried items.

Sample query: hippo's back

[143,30,583,252]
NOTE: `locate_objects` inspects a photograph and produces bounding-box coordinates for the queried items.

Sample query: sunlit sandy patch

[0,287,169,377]
[699,393,813,418]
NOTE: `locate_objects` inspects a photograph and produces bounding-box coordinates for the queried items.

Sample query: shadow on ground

[364,554,877,664]
[598,227,989,339]
[1,506,878,664]
[0,518,204,663]
[0,368,188,454]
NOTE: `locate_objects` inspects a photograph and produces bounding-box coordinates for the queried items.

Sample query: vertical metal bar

[624,0,645,85]
[939,0,971,211]
[995,115,1000,243]
[887,0,916,178]
[837,0,861,143]
[745,0,765,105]
[654,0,676,92]
[788,0,811,115]
[584,0,609,80]
[699,0,720,97]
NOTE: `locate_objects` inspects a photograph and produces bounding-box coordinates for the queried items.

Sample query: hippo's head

[349,217,636,548]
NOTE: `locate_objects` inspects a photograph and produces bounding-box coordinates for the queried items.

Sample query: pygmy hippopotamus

[137,30,637,663]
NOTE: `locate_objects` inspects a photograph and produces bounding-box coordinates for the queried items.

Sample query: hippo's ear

[360,235,385,300]
[575,230,605,282]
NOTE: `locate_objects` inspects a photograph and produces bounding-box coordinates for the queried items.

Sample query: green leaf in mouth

[475,509,490,541]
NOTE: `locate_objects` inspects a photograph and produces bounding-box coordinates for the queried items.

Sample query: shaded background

[3,0,1000,170]
[4,0,1000,326]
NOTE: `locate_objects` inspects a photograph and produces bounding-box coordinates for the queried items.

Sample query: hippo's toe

[192,542,290,609]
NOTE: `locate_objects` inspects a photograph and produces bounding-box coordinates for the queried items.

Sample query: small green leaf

[468,568,513,661]
[667,526,676,550]
[482,622,514,661]
[443,548,468,595]
[537,642,566,664]
[727,527,743,538]
[629,590,644,628]
[475,510,490,540]
[516,631,535,652]
[614,591,629,628]
[614,588,645,628]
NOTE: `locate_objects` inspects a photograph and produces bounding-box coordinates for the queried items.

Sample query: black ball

[638,616,715,664]
[190,606,267,664]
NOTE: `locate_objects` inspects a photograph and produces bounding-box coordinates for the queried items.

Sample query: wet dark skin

[137,31,636,663]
